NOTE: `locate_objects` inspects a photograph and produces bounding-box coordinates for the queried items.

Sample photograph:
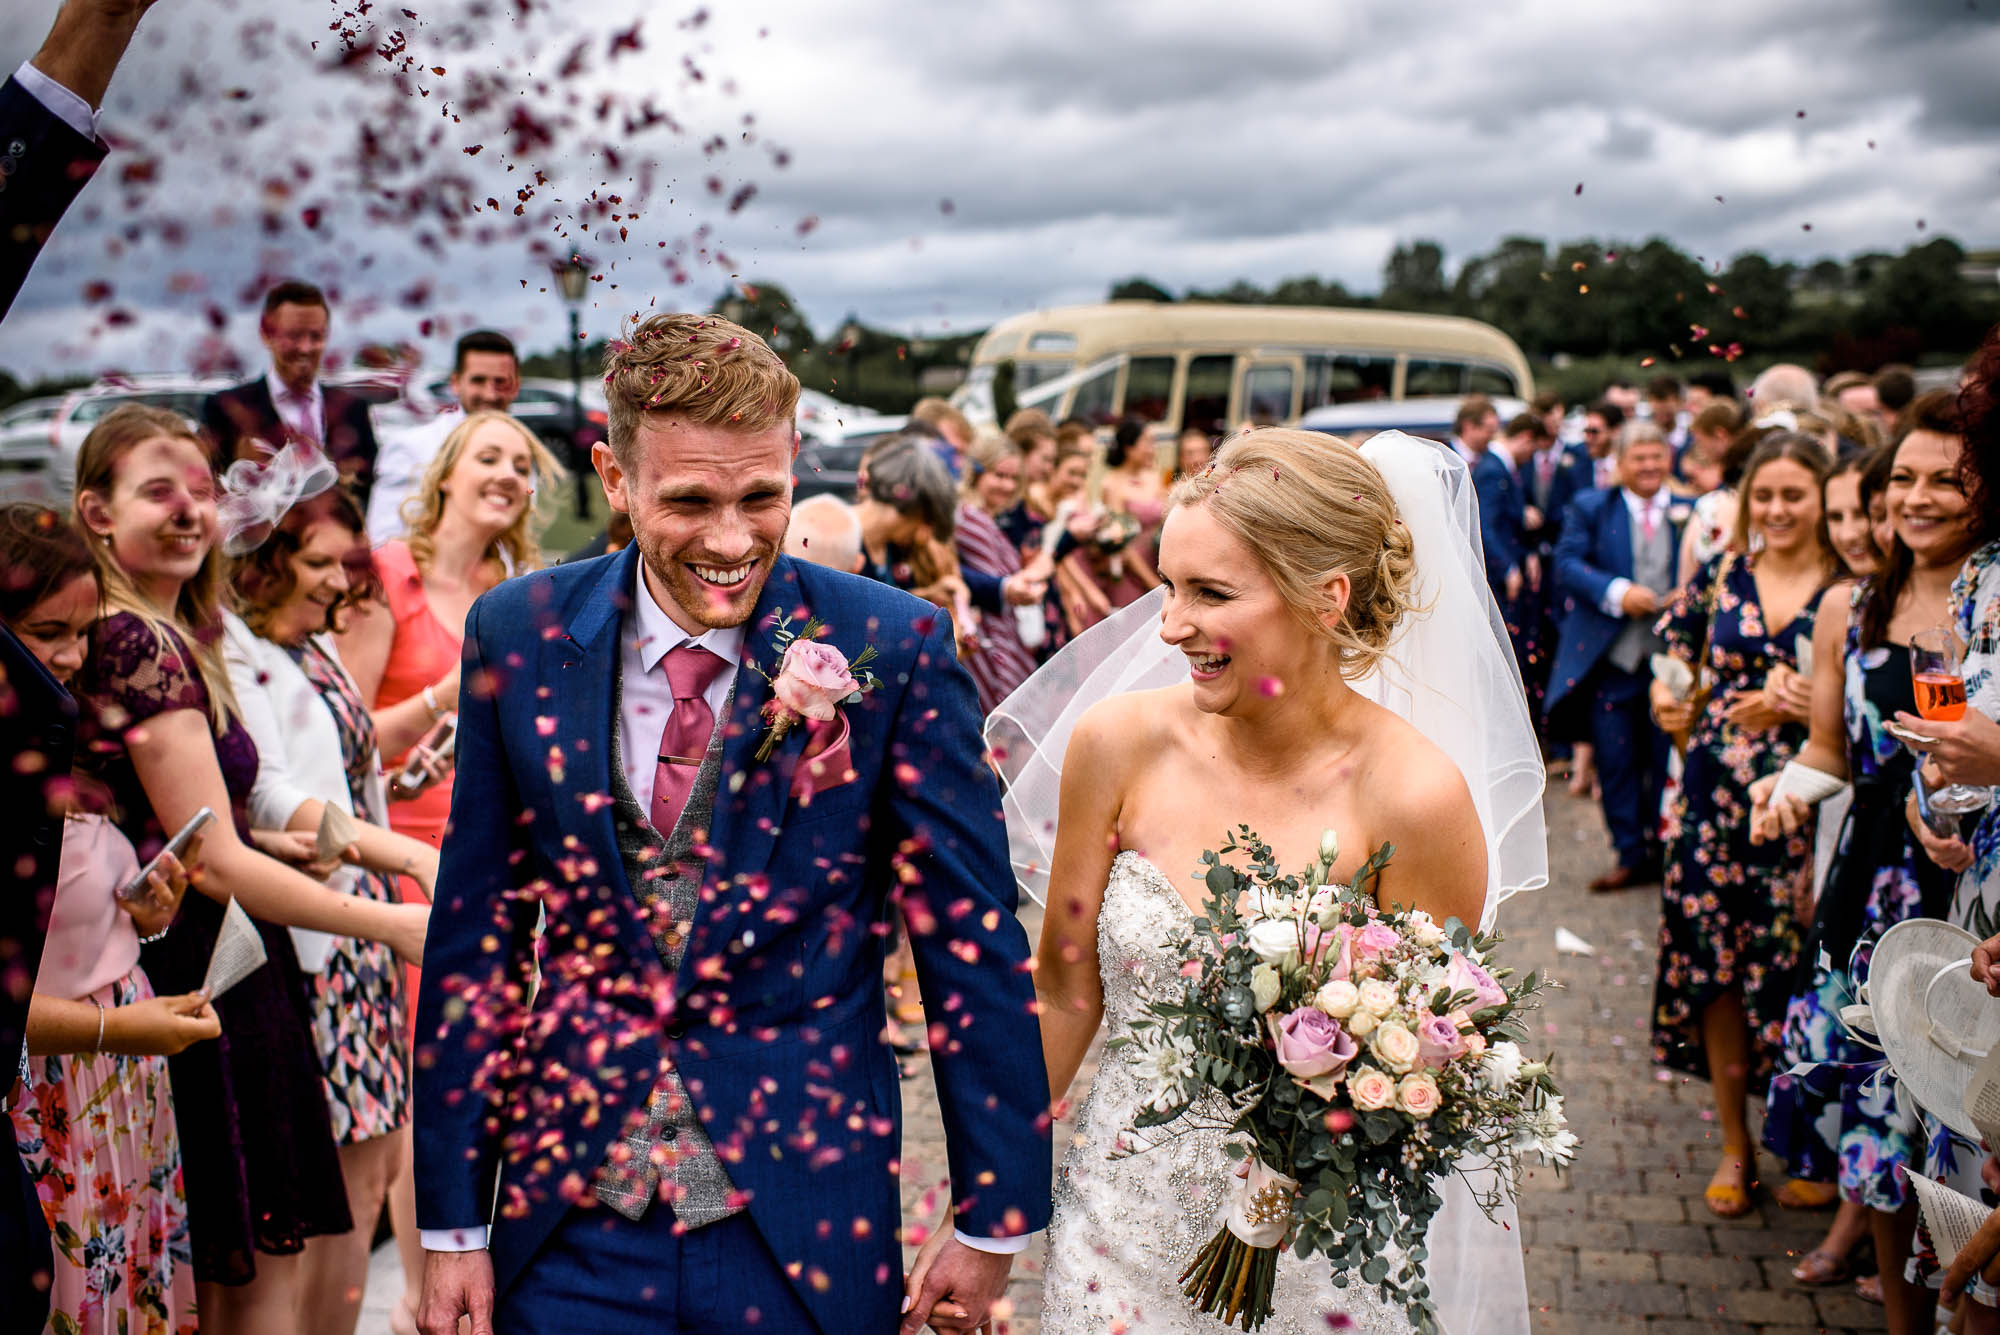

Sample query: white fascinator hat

[216,439,340,556]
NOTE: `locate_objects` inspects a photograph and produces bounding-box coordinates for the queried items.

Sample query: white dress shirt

[367,408,464,542]
[1600,488,1672,618]
[266,370,325,446]
[423,560,1032,1256]
[14,60,98,141]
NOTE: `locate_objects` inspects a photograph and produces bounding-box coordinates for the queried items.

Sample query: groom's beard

[638,539,777,629]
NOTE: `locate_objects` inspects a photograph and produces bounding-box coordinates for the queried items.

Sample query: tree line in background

[6,234,1995,416]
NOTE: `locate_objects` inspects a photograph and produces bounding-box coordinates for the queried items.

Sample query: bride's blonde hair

[1168,428,1421,679]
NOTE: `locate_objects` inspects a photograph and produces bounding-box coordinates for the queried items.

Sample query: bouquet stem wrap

[1179,1158,1297,1330]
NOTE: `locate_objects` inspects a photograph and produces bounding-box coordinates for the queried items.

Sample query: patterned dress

[9,815,197,1335]
[77,612,351,1284]
[1651,555,1814,1090]
[295,637,410,1143]
[1762,585,1957,1210]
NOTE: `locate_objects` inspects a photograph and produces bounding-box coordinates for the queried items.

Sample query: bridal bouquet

[1112,828,1570,1332]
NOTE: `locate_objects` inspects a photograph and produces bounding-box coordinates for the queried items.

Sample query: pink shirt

[37,814,143,1000]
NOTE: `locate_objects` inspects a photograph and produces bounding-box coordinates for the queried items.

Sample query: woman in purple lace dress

[71,406,428,1335]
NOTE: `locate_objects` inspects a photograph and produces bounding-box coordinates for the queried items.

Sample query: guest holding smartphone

[1,503,219,1335]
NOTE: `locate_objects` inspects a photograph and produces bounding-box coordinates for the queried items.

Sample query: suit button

[664,1021,688,1041]
[660,1125,678,1143]
[31,821,55,847]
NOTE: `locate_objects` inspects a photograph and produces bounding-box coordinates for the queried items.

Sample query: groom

[412,313,1051,1334]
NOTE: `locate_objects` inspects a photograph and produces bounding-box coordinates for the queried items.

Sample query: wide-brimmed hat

[1863,919,2000,1142]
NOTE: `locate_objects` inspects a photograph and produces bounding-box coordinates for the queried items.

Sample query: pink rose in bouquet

[772,639,858,722]
[1442,951,1508,1013]
[1322,922,1356,982]
[1415,1011,1467,1067]
[1351,921,1401,963]
[1272,1006,1358,1082]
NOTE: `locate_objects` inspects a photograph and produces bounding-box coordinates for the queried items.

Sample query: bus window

[1302,353,1394,409]
[1404,359,1470,397]
[1072,361,1119,425]
[1123,356,1175,422]
[1243,365,1294,426]
[1182,355,1233,437]
[1466,365,1517,396]
[1026,331,1076,353]
[1014,360,1074,392]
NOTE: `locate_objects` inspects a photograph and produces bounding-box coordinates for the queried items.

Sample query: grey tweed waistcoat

[590,667,743,1227]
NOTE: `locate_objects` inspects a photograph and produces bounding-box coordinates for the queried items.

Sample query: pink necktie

[1641,503,1658,541]
[650,645,729,835]
[287,390,321,444]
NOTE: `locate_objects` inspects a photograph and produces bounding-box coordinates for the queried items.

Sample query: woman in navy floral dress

[1759,416,1983,1335]
[1648,435,1832,1218]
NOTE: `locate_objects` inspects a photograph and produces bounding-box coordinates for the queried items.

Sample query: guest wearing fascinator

[217,443,441,1335]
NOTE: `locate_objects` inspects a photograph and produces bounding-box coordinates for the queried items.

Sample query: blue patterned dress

[1762,583,1957,1210]
[1651,554,1813,1090]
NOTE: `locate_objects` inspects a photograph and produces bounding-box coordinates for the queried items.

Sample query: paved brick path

[362,785,1888,1333]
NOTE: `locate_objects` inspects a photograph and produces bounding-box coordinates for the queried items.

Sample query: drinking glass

[1907,626,1991,826]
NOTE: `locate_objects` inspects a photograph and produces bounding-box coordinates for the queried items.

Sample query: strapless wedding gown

[1039,852,1413,1335]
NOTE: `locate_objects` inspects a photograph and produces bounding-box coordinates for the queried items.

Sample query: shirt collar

[1621,487,1664,515]
[265,370,322,409]
[629,558,745,674]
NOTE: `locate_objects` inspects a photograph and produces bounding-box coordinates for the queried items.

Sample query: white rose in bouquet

[1315,979,1361,1019]
[1357,979,1398,1018]
[1247,919,1301,967]
[1405,909,1448,950]
[1346,1010,1379,1038]
[1369,1020,1422,1074]
[1249,963,1282,1013]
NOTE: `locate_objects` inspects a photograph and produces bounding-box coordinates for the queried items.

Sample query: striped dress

[954,502,1038,714]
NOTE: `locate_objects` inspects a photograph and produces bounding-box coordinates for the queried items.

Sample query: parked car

[0,396,67,505]
[796,388,870,445]
[1295,395,1528,447]
[793,413,908,502]
[47,375,235,499]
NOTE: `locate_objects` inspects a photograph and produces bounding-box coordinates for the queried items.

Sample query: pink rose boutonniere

[750,614,879,762]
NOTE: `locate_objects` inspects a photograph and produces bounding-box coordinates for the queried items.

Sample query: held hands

[119,845,194,937]
[1722,688,1789,734]
[901,1217,1014,1335]
[1896,706,2000,787]
[1906,791,1974,873]
[417,1249,495,1335]
[252,827,350,880]
[1747,772,1808,845]
[1001,571,1048,607]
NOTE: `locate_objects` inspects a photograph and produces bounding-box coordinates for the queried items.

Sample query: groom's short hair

[601,312,801,467]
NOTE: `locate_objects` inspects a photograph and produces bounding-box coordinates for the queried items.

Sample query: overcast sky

[2,0,1996,381]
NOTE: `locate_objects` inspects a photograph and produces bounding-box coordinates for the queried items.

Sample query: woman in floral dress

[1759,404,1982,1335]
[1648,434,1833,1218]
[2,504,218,1335]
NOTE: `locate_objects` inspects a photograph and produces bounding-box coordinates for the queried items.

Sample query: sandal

[1704,1150,1757,1219]
[1790,1248,1851,1286]
[1855,1273,1883,1304]
[1773,1178,1840,1210]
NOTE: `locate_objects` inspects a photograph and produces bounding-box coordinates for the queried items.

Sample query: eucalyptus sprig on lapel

[746,614,879,763]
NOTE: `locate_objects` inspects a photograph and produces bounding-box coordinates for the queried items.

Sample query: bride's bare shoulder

[1063,685,1193,772]
[1354,702,1477,827]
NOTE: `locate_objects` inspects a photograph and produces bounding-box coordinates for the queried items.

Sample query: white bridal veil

[984,430,1546,1335]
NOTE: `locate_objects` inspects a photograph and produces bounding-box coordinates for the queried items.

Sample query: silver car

[45,376,235,500]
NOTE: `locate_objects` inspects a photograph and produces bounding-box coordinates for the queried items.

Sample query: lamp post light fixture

[838,318,863,402]
[553,254,592,519]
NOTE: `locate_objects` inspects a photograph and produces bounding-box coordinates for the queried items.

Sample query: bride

[912,429,1545,1333]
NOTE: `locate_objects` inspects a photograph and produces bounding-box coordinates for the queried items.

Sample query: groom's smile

[595,412,797,632]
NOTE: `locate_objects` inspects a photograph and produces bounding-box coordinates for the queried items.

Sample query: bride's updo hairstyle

[1168,428,1420,679]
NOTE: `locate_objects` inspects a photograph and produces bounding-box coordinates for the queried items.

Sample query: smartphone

[120,806,215,901]
[394,714,457,796]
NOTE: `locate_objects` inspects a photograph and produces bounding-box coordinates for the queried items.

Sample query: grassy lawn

[538,472,607,559]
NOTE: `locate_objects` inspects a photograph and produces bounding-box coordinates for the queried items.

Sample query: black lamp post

[554,254,592,519]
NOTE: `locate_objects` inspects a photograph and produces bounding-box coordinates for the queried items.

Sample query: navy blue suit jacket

[1545,488,1685,716]
[0,75,105,326]
[1538,444,1595,550]
[411,550,1051,1332]
[1472,449,1526,595]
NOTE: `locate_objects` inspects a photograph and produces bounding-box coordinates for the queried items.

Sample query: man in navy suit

[1546,425,1684,891]
[200,281,381,504]
[1,4,163,1328]
[1477,412,1553,693]
[413,313,1050,1335]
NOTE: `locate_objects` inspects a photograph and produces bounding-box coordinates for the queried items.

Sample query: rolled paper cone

[1772,762,1847,807]
[1794,632,1815,678]
[1650,653,1694,701]
[316,803,360,863]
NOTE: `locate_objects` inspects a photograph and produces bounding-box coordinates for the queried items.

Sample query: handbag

[1665,551,1734,755]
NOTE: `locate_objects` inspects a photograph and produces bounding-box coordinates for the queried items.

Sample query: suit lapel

[556,548,644,925]
[681,557,814,984]
[1605,491,1634,580]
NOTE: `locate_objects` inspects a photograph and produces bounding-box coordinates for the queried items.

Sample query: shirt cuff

[15,60,98,142]
[955,1228,1031,1255]
[1602,577,1632,619]
[420,1226,489,1252]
